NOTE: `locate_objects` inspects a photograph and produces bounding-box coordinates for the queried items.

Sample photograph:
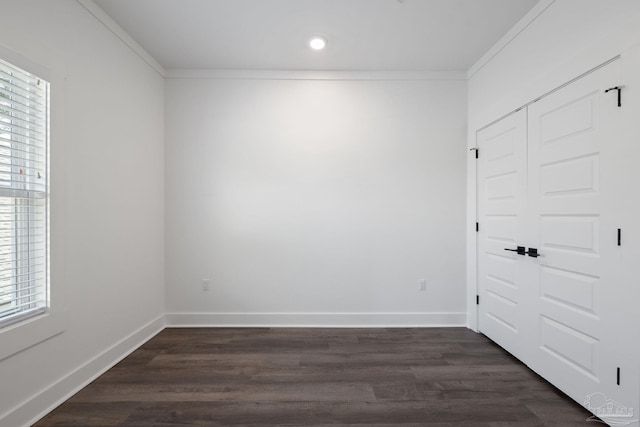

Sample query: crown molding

[467,0,556,79]
[165,68,468,81]
[75,0,166,77]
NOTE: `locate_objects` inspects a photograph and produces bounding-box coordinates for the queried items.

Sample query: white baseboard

[2,314,166,427]
[165,312,466,328]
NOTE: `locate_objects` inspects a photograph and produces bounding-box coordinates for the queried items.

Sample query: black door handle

[504,246,526,256]
[526,248,540,258]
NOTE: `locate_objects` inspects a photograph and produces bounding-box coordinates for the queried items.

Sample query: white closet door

[477,58,639,421]
[476,109,533,361]
[527,59,638,414]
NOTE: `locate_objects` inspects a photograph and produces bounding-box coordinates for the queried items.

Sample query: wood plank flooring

[34,328,596,426]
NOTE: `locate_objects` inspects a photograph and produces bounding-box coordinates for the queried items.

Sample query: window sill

[0,311,66,361]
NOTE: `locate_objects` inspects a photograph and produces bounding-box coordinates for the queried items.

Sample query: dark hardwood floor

[34,328,595,426]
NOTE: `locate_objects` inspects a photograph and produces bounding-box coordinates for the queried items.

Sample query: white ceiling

[94,0,539,71]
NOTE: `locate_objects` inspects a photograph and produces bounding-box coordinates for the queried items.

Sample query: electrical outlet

[419,279,427,291]
[202,279,210,291]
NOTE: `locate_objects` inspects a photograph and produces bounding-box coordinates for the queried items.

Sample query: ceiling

[94,0,539,71]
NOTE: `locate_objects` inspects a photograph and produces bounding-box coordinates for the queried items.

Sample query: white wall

[0,1,165,425]
[466,0,640,329]
[165,75,467,326]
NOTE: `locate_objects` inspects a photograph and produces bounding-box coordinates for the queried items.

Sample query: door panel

[528,59,638,414]
[538,314,599,379]
[527,64,610,399]
[539,154,598,197]
[477,109,529,360]
[539,266,598,315]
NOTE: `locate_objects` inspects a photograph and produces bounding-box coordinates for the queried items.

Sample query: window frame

[0,54,50,328]
[0,45,64,362]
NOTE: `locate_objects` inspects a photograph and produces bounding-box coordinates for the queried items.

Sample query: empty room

[0,0,639,426]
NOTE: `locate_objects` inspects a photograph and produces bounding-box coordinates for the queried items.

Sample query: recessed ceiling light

[309,36,327,51]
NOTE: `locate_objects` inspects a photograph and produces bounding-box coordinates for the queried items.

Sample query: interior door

[527,59,639,416]
[476,109,531,361]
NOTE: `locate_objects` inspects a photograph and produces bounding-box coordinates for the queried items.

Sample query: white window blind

[0,57,49,328]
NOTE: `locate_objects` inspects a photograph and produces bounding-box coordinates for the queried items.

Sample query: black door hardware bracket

[526,248,540,258]
[605,86,623,107]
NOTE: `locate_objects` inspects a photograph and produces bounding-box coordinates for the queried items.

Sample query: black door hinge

[618,228,621,246]
[476,222,479,232]
[605,86,623,107]
[617,367,621,385]
[470,147,478,159]
[476,295,480,305]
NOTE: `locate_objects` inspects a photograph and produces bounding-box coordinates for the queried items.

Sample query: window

[0,57,49,328]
